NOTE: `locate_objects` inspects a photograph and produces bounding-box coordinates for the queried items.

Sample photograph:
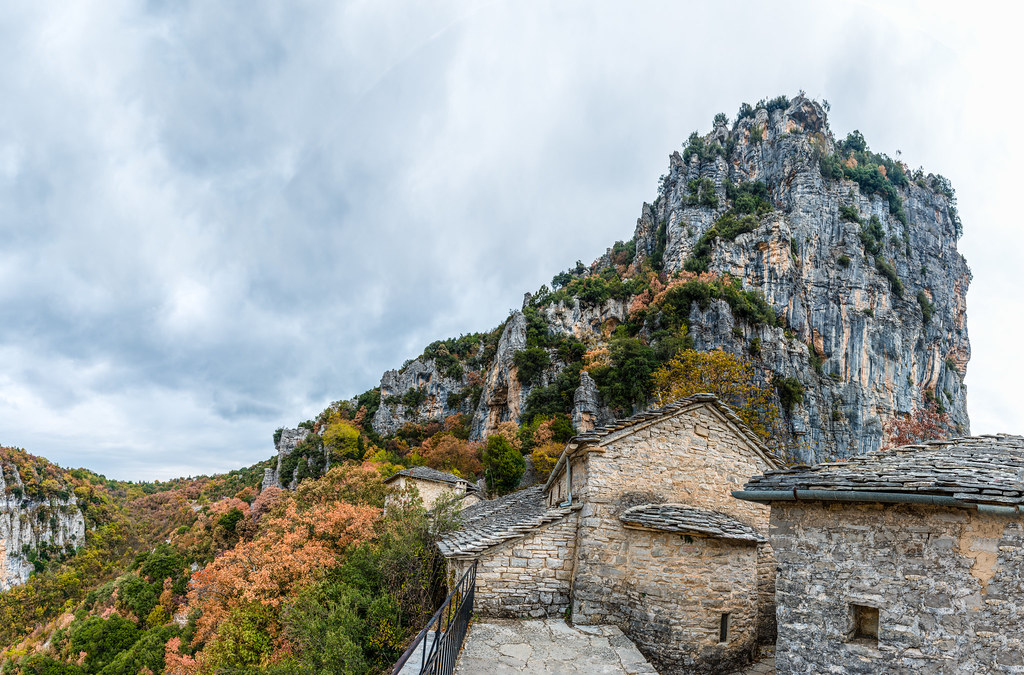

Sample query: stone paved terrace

[453,619,658,674]
[728,646,775,674]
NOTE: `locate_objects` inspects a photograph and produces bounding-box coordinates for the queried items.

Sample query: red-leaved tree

[883,400,951,449]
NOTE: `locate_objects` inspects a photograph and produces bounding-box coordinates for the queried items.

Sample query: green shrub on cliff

[513,347,551,386]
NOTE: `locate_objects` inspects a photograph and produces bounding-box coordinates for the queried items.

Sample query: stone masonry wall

[771,502,1024,674]
[387,476,464,511]
[618,526,760,674]
[449,512,578,618]
[571,407,773,618]
[568,405,775,670]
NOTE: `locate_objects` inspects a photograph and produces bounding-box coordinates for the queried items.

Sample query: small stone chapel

[438,393,780,674]
[736,434,1024,674]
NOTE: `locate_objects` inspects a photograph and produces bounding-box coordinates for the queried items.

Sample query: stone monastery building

[438,393,780,674]
[383,466,481,511]
[737,434,1024,674]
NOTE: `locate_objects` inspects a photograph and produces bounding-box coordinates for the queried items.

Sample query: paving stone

[453,619,657,675]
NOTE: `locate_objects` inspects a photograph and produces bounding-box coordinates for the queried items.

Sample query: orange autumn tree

[529,419,563,481]
[183,493,380,651]
[418,434,483,478]
[652,348,793,461]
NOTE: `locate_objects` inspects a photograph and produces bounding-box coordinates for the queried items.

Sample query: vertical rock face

[0,462,86,592]
[372,357,469,437]
[272,428,306,490]
[362,95,969,463]
[470,311,528,438]
[631,96,969,459]
[572,371,601,434]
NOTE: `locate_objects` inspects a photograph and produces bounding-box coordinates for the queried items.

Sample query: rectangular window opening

[719,612,730,643]
[850,604,879,644]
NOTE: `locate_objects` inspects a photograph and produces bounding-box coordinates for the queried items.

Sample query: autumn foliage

[883,400,952,449]
[185,495,380,649]
[653,348,794,460]
[418,434,482,478]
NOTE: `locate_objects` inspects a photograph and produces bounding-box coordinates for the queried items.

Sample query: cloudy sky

[0,1,1019,480]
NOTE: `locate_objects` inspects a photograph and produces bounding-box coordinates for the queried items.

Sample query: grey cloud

[0,0,1017,479]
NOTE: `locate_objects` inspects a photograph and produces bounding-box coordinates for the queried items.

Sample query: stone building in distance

[736,435,1024,674]
[440,394,780,674]
[383,466,481,510]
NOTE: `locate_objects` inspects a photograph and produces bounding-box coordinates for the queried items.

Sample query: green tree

[68,615,141,673]
[482,435,525,496]
[513,347,551,386]
[590,337,658,413]
[283,580,371,675]
[202,604,278,673]
[323,421,362,462]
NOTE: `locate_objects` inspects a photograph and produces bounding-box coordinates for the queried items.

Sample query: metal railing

[392,561,477,675]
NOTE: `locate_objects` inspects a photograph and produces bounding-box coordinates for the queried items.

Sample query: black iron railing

[392,561,477,675]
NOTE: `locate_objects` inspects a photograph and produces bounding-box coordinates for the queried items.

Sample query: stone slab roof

[620,503,764,543]
[740,435,1024,506]
[438,486,576,558]
[385,466,475,489]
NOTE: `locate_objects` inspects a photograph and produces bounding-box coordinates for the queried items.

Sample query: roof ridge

[741,435,1024,506]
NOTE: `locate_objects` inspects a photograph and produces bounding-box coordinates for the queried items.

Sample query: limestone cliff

[630,96,969,458]
[351,95,969,463]
[0,461,86,591]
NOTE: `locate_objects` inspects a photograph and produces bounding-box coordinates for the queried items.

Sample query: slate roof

[620,504,764,543]
[437,486,577,558]
[740,435,1024,506]
[384,466,476,490]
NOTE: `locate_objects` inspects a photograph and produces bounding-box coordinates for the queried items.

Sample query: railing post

[392,559,477,675]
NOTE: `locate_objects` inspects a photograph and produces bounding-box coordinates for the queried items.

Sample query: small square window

[719,612,730,643]
[850,604,879,644]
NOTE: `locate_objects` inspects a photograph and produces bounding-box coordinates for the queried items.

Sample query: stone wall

[448,512,578,618]
[770,501,1024,674]
[568,406,773,618]
[566,405,775,665]
[617,526,760,673]
[386,476,465,511]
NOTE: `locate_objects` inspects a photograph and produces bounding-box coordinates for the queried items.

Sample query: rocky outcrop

[361,95,969,463]
[572,371,601,434]
[263,427,306,490]
[542,297,630,341]
[373,357,474,437]
[260,468,279,491]
[470,311,528,438]
[631,95,969,459]
[0,463,86,591]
